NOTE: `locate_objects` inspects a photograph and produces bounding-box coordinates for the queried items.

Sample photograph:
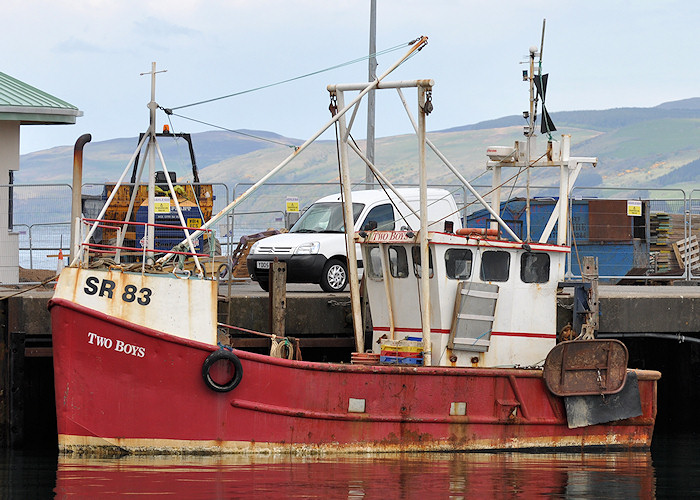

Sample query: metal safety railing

[231,181,469,233]
[568,186,689,282]
[3,180,700,285]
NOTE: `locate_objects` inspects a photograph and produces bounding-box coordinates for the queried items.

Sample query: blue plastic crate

[380,355,424,366]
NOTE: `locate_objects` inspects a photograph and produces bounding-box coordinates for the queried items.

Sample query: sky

[4,0,700,154]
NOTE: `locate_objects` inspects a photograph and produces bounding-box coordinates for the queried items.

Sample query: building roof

[0,71,82,124]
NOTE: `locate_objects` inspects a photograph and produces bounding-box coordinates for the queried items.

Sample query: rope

[166,41,414,111]
[218,322,302,360]
[270,335,294,360]
[161,111,300,150]
[347,133,415,230]
[0,274,59,301]
[88,258,172,274]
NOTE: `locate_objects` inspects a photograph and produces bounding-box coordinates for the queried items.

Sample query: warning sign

[627,200,642,217]
[286,196,300,213]
[154,197,171,213]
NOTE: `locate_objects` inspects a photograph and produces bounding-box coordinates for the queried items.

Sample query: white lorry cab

[246,188,463,292]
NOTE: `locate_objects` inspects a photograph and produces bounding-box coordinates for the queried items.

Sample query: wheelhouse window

[388,246,409,278]
[366,244,383,280]
[362,203,395,231]
[480,250,510,282]
[521,252,550,283]
[412,246,434,278]
[445,248,473,280]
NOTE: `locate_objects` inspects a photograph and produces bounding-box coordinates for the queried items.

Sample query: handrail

[80,217,212,259]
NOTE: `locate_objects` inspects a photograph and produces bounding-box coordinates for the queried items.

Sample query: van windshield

[290,202,365,233]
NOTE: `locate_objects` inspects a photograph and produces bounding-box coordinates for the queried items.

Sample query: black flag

[534,73,556,134]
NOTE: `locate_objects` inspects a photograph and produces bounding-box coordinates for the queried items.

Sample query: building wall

[0,121,20,282]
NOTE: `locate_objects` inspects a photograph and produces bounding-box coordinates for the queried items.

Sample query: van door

[360,203,395,231]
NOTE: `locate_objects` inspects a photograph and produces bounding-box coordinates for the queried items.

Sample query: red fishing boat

[50,38,659,455]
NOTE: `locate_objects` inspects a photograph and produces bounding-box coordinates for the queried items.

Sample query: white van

[246,188,463,292]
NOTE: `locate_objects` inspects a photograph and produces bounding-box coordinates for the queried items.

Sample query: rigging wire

[427,152,548,231]
[347,132,412,229]
[165,40,416,112]
[158,38,424,153]
[162,109,300,150]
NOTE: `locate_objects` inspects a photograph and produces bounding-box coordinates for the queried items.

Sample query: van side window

[412,246,434,278]
[362,204,395,231]
[445,248,472,279]
[388,246,409,278]
[521,252,550,283]
[480,251,510,282]
[366,245,383,280]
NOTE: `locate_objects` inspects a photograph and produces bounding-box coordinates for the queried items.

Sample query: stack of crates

[380,337,424,365]
[134,199,204,252]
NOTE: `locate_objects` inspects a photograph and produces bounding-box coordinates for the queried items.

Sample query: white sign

[286,196,300,213]
[154,196,171,213]
[627,200,642,217]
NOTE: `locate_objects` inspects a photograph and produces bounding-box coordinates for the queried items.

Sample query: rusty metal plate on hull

[543,340,628,396]
[565,371,642,428]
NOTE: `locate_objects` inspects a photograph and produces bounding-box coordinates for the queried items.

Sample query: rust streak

[507,375,530,420]
[231,398,569,426]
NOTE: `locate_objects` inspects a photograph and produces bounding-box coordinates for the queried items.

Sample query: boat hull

[50,297,659,455]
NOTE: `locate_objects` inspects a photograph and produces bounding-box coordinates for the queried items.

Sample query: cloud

[132,16,202,39]
[53,37,109,54]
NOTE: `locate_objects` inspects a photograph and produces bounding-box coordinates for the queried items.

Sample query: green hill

[16,98,700,213]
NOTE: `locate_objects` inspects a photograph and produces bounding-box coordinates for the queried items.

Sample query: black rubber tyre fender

[202,350,243,392]
[217,262,231,281]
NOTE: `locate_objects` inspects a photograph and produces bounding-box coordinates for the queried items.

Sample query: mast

[334,89,364,353]
[525,47,536,242]
[526,20,547,242]
[147,62,157,259]
[144,62,166,260]
[418,84,431,365]
[365,0,377,189]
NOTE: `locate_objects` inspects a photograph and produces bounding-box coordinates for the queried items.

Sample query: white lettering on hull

[87,332,146,358]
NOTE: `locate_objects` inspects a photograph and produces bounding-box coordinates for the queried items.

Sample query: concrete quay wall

[597,285,700,334]
[4,285,700,346]
[3,285,700,343]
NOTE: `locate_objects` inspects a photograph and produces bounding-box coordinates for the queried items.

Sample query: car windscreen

[290,202,364,233]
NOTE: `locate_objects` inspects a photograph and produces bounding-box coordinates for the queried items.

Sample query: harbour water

[1,430,698,498]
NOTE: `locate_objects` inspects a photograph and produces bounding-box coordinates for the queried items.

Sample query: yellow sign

[627,200,642,217]
[286,196,300,213]
[154,197,171,213]
[187,218,202,228]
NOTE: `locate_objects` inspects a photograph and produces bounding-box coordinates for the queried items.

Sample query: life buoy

[456,227,499,237]
[202,349,243,392]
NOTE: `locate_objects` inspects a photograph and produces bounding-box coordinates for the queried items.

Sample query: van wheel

[320,259,347,292]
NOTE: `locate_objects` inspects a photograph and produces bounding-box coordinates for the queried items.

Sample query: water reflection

[54,451,655,499]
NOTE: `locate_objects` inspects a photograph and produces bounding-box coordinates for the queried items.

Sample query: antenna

[533,19,555,137]
[539,18,546,72]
